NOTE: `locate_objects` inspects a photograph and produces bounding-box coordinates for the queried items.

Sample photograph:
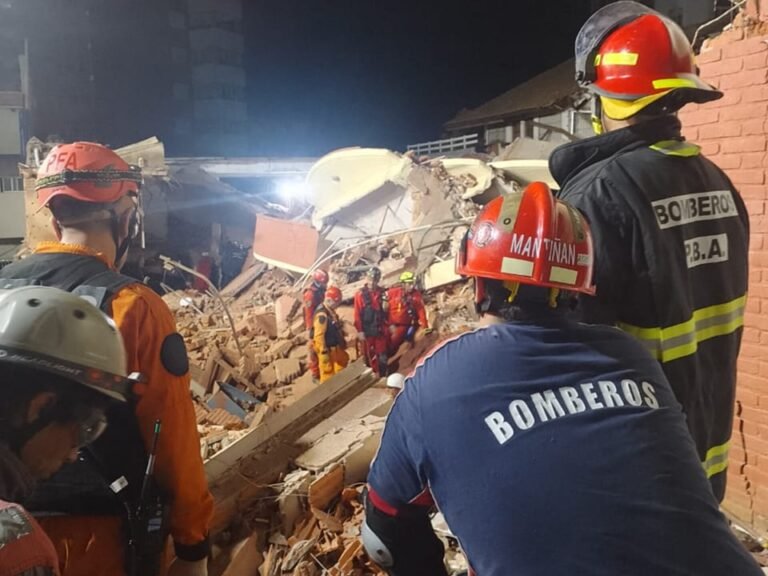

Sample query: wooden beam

[207,360,378,534]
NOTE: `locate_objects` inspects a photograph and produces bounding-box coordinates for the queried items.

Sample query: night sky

[244,0,594,156]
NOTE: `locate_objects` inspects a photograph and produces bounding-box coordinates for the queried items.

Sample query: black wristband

[174,536,211,562]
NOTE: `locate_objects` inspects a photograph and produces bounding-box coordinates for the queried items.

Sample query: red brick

[681,107,719,127]
[759,361,768,379]
[715,153,741,169]
[683,126,698,141]
[741,342,767,359]
[707,57,744,77]
[749,250,768,267]
[742,326,761,343]
[743,119,768,136]
[741,84,768,103]
[739,374,768,394]
[745,51,768,70]
[702,89,742,110]
[699,121,742,140]
[750,233,766,249]
[730,169,766,185]
[701,141,720,156]
[697,47,722,65]
[721,102,768,122]
[739,185,768,200]
[723,36,768,59]
[739,386,762,406]
[741,357,762,375]
[720,69,768,90]
[741,152,767,169]
[722,135,767,154]
[746,297,761,314]
[746,439,768,470]
[746,201,767,216]
[740,406,768,427]
[759,330,768,346]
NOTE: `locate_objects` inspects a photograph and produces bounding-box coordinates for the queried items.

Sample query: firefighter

[312,285,349,383]
[362,186,762,576]
[386,271,429,355]
[0,286,136,576]
[551,1,749,501]
[0,142,213,576]
[304,269,329,380]
[354,267,389,377]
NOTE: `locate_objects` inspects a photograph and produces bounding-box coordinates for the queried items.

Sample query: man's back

[368,320,760,575]
[0,245,213,574]
[552,117,749,499]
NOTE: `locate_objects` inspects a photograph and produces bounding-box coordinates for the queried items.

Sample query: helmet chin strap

[591,95,605,135]
[109,207,138,268]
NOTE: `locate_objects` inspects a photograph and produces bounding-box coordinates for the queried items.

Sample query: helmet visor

[575,1,654,85]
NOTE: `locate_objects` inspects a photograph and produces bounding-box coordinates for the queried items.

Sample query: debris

[274,358,302,384]
[275,294,300,335]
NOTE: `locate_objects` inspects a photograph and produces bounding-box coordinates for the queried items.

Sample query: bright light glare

[275,179,307,202]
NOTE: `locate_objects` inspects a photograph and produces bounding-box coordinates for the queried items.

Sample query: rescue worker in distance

[386,271,429,355]
[354,267,389,377]
[551,1,749,500]
[0,286,138,576]
[0,142,214,576]
[312,286,349,383]
[303,269,329,381]
[363,185,762,576]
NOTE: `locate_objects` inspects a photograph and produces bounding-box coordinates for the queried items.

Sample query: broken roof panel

[307,147,414,226]
[444,59,581,132]
[252,215,324,273]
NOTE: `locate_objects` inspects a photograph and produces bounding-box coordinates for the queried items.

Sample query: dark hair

[479,278,576,321]
[0,364,109,436]
[48,196,120,227]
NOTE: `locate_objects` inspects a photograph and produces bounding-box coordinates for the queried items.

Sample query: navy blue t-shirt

[368,320,761,576]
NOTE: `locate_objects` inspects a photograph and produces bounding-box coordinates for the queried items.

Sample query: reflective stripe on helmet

[595,52,639,66]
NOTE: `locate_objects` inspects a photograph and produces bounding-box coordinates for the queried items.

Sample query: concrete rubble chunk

[274,357,302,384]
[266,338,294,362]
[275,294,300,336]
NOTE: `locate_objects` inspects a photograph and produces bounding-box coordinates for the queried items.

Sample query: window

[0,177,22,192]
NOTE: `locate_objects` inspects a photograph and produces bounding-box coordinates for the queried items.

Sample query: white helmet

[386,373,405,390]
[0,286,137,401]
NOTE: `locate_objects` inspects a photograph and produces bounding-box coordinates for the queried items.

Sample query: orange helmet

[313,269,329,286]
[325,285,342,304]
[456,183,595,297]
[575,1,721,119]
[36,142,142,207]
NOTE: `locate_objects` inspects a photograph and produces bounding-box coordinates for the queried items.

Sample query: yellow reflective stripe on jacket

[702,442,729,478]
[618,295,746,363]
[650,140,701,157]
[596,52,639,66]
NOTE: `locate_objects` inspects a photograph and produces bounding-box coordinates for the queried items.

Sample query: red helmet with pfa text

[456,183,595,296]
[36,142,142,208]
[313,269,329,286]
[575,1,721,119]
[325,285,342,304]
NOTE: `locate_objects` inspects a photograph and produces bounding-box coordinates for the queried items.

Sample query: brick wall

[678,11,768,533]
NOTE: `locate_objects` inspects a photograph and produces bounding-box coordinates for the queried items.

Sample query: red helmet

[325,285,342,304]
[575,1,721,118]
[456,182,595,295]
[36,142,142,207]
[313,269,329,286]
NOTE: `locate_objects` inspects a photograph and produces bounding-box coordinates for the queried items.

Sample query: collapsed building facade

[17,134,560,575]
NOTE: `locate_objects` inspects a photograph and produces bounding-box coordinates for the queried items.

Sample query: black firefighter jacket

[551,115,749,501]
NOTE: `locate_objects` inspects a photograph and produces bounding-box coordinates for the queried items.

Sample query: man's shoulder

[112,282,175,322]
